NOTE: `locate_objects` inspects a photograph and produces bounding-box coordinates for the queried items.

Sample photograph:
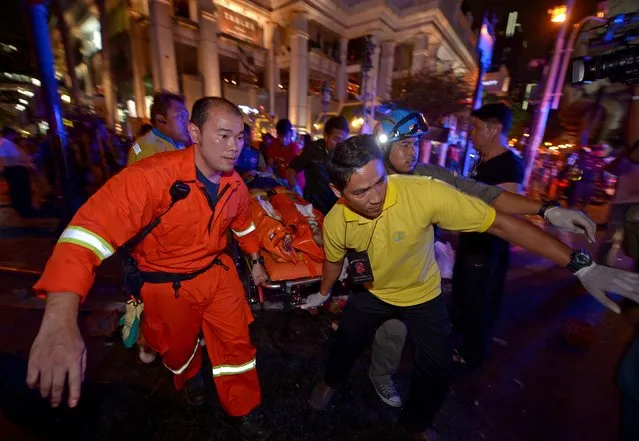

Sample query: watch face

[574,250,593,266]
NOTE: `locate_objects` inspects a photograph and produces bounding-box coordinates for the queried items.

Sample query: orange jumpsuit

[34,148,261,417]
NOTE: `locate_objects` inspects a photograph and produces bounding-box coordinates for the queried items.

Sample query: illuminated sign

[482,80,498,86]
[219,7,261,45]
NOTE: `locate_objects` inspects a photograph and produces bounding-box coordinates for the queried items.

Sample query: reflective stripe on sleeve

[232,222,256,238]
[212,358,256,378]
[58,226,115,261]
[163,339,200,375]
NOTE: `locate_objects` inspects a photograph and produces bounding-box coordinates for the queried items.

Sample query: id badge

[346,250,375,284]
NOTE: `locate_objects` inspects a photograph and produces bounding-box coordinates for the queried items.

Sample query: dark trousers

[451,250,509,368]
[619,334,639,441]
[4,166,34,217]
[324,290,452,432]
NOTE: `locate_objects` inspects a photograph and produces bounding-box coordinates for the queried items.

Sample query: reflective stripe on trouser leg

[212,358,257,377]
[163,339,200,375]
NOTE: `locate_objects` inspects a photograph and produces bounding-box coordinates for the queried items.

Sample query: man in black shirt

[286,116,349,215]
[452,103,524,369]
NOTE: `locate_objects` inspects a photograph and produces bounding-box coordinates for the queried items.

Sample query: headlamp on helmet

[374,111,429,146]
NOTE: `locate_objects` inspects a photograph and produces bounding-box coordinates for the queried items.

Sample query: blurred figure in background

[127,92,191,165]
[268,119,303,188]
[0,127,38,217]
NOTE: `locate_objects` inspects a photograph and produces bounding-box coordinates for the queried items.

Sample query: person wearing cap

[355,108,600,408]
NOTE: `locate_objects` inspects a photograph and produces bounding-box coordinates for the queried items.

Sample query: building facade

[56,0,478,133]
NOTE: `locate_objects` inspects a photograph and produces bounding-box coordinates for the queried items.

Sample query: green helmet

[374,110,429,147]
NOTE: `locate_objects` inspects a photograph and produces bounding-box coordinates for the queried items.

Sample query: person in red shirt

[268,119,304,188]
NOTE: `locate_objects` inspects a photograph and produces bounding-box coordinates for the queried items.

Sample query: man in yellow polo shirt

[305,135,639,440]
[127,92,191,165]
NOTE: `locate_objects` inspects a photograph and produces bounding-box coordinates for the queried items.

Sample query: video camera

[571,13,639,85]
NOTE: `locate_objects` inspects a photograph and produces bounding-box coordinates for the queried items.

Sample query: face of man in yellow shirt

[331,159,388,219]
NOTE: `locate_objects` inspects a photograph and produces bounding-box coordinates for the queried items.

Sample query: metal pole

[551,16,607,109]
[523,0,574,189]
[26,0,80,219]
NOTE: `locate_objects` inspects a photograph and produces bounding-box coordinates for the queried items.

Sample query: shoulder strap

[123,180,191,252]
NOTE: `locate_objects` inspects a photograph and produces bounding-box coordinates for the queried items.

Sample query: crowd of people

[6,91,639,441]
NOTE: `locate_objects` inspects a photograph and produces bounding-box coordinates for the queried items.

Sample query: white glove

[300,292,330,310]
[544,207,597,242]
[338,258,350,282]
[575,262,639,313]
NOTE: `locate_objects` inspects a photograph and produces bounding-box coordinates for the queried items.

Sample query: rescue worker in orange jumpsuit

[27,97,272,440]
[127,91,191,165]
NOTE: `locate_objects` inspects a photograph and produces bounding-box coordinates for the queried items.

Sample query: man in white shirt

[0,127,36,217]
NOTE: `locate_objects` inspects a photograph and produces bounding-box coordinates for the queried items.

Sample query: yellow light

[523,133,530,137]
[61,94,71,103]
[549,5,567,23]
[351,117,364,128]
[544,142,552,146]
[62,118,74,127]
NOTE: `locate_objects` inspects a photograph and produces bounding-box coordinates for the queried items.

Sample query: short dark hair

[324,116,349,136]
[150,91,185,125]
[244,123,251,136]
[327,135,383,191]
[190,97,242,130]
[471,103,512,135]
[276,119,292,136]
[138,123,153,137]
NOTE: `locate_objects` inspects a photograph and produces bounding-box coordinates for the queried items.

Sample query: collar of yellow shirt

[342,178,398,224]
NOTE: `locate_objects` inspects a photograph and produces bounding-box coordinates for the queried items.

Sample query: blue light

[613,14,624,24]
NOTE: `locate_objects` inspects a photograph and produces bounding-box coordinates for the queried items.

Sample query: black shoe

[235,408,271,441]
[184,373,206,407]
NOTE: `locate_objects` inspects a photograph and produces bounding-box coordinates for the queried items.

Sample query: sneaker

[369,373,402,408]
[138,345,157,364]
[309,381,335,410]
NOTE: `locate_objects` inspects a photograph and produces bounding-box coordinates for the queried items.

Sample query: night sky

[464,0,602,62]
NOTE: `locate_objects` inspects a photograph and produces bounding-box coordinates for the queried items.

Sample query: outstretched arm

[412,163,596,241]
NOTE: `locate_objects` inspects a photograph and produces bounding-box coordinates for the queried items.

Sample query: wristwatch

[538,200,560,218]
[566,249,593,273]
[251,256,265,266]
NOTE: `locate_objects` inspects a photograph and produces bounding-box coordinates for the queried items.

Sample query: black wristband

[538,200,560,218]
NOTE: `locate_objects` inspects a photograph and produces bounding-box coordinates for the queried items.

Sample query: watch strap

[251,256,265,266]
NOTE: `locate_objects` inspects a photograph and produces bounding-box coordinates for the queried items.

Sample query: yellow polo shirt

[323,174,496,306]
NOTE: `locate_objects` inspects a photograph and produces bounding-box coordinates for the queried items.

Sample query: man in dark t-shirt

[452,103,524,369]
[286,116,349,215]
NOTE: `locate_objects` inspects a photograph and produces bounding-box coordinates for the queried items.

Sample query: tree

[390,65,473,124]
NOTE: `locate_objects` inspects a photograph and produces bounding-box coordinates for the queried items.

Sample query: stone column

[149,0,179,92]
[335,37,348,104]
[377,40,395,100]
[83,54,93,96]
[438,143,449,167]
[288,11,309,132]
[97,0,116,128]
[129,21,148,118]
[198,0,221,97]
[362,33,380,104]
[265,21,280,117]
[411,33,428,75]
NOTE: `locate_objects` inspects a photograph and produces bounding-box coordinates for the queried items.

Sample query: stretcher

[233,187,324,309]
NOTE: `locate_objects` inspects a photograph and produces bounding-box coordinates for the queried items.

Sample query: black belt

[140,256,229,298]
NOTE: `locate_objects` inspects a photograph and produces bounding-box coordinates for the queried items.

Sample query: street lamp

[549,5,568,23]
[523,1,574,188]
